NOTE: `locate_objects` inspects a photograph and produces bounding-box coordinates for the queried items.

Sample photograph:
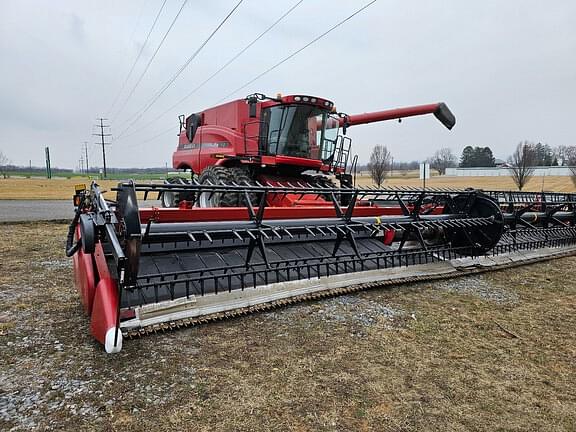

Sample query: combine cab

[65,94,576,352]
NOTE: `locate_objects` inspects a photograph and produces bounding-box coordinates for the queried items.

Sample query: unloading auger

[66,180,576,352]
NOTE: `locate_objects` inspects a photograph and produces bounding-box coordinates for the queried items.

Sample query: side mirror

[186,113,202,142]
[434,103,456,130]
[249,100,257,118]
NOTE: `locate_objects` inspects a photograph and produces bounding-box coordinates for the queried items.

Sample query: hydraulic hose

[65,198,84,257]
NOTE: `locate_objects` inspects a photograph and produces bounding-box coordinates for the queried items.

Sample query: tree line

[508,141,576,189]
[367,142,576,190]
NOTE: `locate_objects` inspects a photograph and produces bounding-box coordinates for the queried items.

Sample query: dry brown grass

[1,222,576,431]
[0,174,574,201]
[0,178,120,200]
[356,174,575,192]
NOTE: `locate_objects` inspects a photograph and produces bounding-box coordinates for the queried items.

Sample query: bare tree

[0,151,9,179]
[428,147,457,175]
[368,145,392,187]
[509,141,536,190]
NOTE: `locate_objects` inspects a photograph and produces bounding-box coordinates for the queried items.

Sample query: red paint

[93,242,113,280]
[383,229,396,245]
[73,223,119,349]
[73,248,96,315]
[73,226,97,314]
[272,155,322,169]
[90,278,119,348]
[139,205,444,224]
[342,104,441,126]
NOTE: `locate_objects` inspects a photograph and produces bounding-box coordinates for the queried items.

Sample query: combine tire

[230,167,260,207]
[161,177,195,208]
[198,167,238,207]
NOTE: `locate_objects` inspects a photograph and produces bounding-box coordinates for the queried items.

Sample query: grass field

[358,174,576,193]
[0,178,144,200]
[1,222,576,431]
[0,174,574,200]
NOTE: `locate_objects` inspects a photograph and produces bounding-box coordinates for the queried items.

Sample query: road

[0,200,72,222]
[0,200,162,222]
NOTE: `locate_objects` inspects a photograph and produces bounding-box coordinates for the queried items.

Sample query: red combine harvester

[67,94,576,352]
[161,93,455,207]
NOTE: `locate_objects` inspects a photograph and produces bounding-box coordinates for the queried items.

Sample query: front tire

[161,177,195,208]
[198,166,238,207]
[229,167,260,207]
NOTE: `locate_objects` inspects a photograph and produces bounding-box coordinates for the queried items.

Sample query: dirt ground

[1,222,576,431]
[0,175,574,200]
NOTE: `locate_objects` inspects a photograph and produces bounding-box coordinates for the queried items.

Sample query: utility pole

[45,147,52,179]
[93,118,112,178]
[80,155,85,174]
[84,141,90,174]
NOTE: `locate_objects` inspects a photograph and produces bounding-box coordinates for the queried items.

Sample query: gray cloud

[0,0,575,169]
[68,13,86,43]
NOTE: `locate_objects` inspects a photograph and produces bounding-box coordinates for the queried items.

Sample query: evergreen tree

[459,146,496,167]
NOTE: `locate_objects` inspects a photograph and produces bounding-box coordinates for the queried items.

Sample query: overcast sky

[1,0,575,169]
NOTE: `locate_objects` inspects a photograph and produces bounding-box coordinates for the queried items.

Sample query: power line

[144,125,176,145]
[116,0,304,141]
[112,0,187,122]
[218,0,377,102]
[119,1,376,151]
[127,0,150,43]
[124,118,187,149]
[117,0,244,135]
[124,124,175,150]
[108,0,168,117]
[115,0,244,139]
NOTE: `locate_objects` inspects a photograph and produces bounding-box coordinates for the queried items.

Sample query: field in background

[0,178,120,200]
[356,173,576,193]
[0,173,574,200]
[2,171,168,180]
